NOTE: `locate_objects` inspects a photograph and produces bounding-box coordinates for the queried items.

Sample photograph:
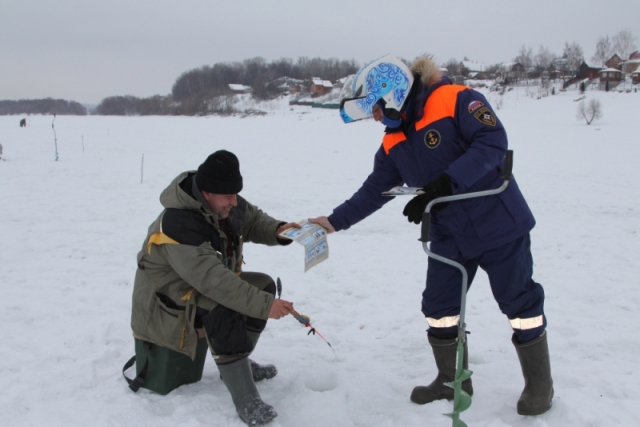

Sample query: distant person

[130,150,300,426]
[0,143,3,159]
[309,54,553,416]
[19,118,26,127]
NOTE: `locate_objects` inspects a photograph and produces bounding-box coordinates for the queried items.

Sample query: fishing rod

[276,277,335,354]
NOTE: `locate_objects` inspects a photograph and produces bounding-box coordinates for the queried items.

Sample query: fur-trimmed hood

[410,56,443,88]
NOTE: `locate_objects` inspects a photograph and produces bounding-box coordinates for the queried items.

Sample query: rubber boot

[217,357,277,426]
[512,331,554,415]
[247,331,277,381]
[411,335,473,404]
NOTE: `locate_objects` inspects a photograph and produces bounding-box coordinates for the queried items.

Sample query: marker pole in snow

[419,151,513,427]
[52,114,59,161]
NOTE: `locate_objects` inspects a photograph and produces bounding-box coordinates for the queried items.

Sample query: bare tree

[563,42,584,71]
[592,35,613,66]
[443,58,459,76]
[535,45,556,70]
[612,29,638,59]
[515,44,533,73]
[576,99,603,125]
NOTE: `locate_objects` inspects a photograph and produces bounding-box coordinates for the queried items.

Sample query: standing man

[310,55,553,415]
[131,150,300,426]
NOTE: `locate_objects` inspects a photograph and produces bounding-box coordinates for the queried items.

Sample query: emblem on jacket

[473,106,496,126]
[424,129,441,149]
[468,100,484,113]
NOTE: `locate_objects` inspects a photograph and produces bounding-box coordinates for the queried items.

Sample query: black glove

[402,173,453,224]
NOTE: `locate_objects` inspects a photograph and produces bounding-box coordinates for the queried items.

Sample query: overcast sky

[2,0,639,105]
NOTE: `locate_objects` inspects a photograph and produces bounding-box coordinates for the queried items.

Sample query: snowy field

[1,86,639,427]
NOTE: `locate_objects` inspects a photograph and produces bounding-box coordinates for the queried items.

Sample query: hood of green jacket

[159,171,202,211]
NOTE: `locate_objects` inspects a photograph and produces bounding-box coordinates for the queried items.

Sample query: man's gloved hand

[402,173,453,224]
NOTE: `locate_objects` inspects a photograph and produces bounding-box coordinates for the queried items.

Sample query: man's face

[202,192,238,219]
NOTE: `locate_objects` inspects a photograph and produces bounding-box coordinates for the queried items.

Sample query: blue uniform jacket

[328,77,535,259]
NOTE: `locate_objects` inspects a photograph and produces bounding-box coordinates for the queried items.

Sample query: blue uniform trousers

[422,233,546,343]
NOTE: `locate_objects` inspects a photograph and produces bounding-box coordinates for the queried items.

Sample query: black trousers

[197,272,276,360]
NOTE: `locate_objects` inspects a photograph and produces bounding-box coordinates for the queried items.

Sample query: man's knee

[240,272,275,292]
[263,281,276,296]
[245,279,275,332]
[200,305,253,357]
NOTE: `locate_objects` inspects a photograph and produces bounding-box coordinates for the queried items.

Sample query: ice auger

[419,150,514,427]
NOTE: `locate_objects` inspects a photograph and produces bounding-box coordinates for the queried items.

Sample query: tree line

[443,29,637,80]
[0,98,87,116]
[95,56,359,116]
[3,31,637,117]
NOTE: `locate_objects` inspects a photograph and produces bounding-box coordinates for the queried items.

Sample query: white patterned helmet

[339,55,414,123]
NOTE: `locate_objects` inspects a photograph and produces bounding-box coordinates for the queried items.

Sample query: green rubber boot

[217,357,277,426]
[411,335,473,404]
[247,331,277,381]
[512,331,554,415]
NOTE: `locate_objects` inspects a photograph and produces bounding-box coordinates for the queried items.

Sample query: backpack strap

[122,341,152,392]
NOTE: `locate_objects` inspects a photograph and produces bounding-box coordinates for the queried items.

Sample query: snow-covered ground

[1,86,639,427]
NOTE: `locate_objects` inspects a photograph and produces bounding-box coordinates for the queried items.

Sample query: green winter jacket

[131,171,287,359]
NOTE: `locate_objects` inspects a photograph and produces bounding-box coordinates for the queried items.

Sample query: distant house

[599,68,623,90]
[546,64,560,79]
[550,57,573,78]
[458,60,486,77]
[310,78,334,97]
[270,76,305,94]
[623,59,640,74]
[468,71,490,80]
[622,51,640,74]
[605,54,623,70]
[497,62,525,82]
[632,70,640,85]
[578,62,602,79]
[228,84,252,93]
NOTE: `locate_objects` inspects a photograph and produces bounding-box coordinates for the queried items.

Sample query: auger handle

[502,150,513,181]
[419,150,514,243]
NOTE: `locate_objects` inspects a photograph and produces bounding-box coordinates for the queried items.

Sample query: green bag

[123,337,209,395]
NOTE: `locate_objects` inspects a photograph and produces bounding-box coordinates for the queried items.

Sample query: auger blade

[443,339,473,427]
[443,413,469,427]
[453,390,472,413]
[454,368,473,383]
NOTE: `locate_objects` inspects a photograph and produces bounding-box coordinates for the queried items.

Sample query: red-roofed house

[310,78,334,97]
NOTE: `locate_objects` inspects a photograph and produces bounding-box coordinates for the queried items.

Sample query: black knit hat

[195,150,243,194]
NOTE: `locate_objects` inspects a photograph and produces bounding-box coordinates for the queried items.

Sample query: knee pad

[263,281,276,296]
[201,305,253,356]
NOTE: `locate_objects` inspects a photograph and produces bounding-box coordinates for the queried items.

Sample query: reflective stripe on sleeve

[509,315,544,330]
[426,315,460,328]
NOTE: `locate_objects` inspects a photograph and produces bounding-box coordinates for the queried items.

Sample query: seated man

[131,150,299,426]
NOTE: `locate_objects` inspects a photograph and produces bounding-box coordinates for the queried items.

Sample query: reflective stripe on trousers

[509,315,544,330]
[426,314,544,330]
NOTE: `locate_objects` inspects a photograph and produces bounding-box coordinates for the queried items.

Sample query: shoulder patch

[473,107,496,126]
[468,100,484,113]
[424,129,441,149]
